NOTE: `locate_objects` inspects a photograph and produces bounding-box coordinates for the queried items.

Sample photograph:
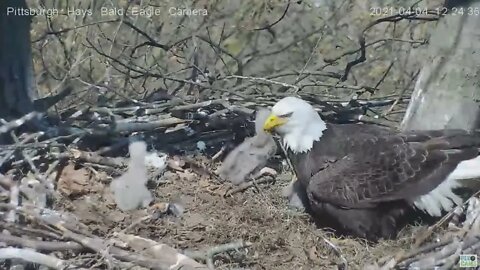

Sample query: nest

[0,95,478,269]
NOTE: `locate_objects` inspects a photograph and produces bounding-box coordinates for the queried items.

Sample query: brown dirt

[54,155,419,270]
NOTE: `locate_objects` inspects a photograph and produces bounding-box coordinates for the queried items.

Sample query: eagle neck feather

[284,121,327,154]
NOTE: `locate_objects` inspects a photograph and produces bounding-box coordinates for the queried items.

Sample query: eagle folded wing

[306,134,478,209]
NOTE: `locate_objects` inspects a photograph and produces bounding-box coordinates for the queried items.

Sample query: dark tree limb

[254,1,291,31]
[341,11,441,81]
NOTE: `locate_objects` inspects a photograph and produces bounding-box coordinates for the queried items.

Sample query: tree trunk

[0,0,42,143]
[401,0,480,131]
[0,0,38,119]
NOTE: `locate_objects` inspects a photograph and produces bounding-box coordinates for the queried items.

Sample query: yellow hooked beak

[263,114,287,132]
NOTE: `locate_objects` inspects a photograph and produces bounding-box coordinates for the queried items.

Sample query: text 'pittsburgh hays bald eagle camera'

[263,97,480,241]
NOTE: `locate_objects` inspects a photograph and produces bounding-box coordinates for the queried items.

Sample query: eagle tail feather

[414,195,443,217]
[414,177,463,217]
[448,155,480,180]
[413,154,480,217]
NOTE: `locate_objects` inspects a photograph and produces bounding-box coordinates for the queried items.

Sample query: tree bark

[0,0,48,144]
[401,0,480,131]
[0,0,38,120]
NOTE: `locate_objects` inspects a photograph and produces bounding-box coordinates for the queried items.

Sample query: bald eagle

[263,96,480,241]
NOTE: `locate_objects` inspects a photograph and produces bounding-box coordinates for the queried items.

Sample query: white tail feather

[447,156,480,180]
[413,156,480,217]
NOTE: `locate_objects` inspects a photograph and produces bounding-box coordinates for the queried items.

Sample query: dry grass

[54,154,421,270]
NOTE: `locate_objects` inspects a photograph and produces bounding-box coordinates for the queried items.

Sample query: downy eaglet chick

[218,108,277,185]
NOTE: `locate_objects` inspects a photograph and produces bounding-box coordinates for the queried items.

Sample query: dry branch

[0,112,43,135]
[114,232,209,270]
[368,193,480,269]
[184,240,252,269]
[106,117,187,133]
[0,233,84,252]
[0,247,74,270]
[0,203,207,270]
[224,177,275,196]
[341,10,441,81]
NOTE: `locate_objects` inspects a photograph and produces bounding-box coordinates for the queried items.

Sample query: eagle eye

[279,112,293,118]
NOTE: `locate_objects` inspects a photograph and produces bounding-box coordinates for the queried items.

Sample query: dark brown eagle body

[288,123,480,241]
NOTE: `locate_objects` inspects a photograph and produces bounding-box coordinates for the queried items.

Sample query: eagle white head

[263,97,327,153]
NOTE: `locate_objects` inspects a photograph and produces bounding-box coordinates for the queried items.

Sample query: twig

[6,183,19,223]
[205,240,252,269]
[0,222,65,241]
[0,203,185,270]
[86,37,247,99]
[254,1,290,31]
[102,117,187,133]
[323,38,426,64]
[122,20,171,51]
[341,11,440,81]
[171,99,227,111]
[0,132,43,166]
[32,19,119,43]
[185,240,252,270]
[0,247,75,269]
[0,174,12,191]
[294,31,324,94]
[21,149,49,187]
[415,190,480,247]
[0,112,43,135]
[122,215,152,234]
[56,149,126,168]
[0,233,84,252]
[438,243,463,270]
[383,69,420,116]
[114,232,208,270]
[372,62,394,91]
[224,177,275,196]
[226,75,300,92]
[321,237,348,270]
[182,156,224,183]
[356,115,398,129]
[396,237,452,266]
[211,145,226,162]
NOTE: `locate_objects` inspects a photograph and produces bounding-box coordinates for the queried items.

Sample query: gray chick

[110,141,153,211]
[218,108,277,185]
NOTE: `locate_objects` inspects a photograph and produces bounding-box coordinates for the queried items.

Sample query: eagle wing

[306,132,479,209]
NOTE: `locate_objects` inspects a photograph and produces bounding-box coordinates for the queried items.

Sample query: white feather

[414,156,480,216]
[447,156,480,180]
[271,97,326,153]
